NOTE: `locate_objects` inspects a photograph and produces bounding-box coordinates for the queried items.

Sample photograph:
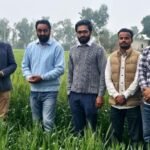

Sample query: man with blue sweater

[22,20,64,131]
[0,42,17,119]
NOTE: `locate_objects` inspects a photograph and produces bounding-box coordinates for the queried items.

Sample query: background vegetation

[0,3,148,149]
[0,4,149,53]
[0,50,143,149]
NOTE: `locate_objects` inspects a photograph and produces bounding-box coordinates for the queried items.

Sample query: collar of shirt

[76,38,93,47]
[117,47,133,57]
[35,38,53,46]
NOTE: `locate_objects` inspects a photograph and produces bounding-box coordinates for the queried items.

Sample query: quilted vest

[109,48,142,106]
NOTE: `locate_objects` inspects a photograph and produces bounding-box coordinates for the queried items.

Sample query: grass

[0,49,144,149]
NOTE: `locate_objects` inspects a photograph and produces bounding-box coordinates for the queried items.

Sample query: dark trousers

[69,92,98,134]
[110,106,143,143]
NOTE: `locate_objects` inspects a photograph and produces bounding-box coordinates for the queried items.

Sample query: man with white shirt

[105,28,142,143]
[68,19,106,135]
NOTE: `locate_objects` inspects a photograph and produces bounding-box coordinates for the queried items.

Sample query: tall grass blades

[0,49,144,150]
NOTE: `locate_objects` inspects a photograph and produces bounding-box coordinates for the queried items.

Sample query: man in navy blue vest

[0,42,17,119]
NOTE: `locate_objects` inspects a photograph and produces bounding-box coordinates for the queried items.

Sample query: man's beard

[38,35,49,43]
[78,36,90,44]
[119,43,131,50]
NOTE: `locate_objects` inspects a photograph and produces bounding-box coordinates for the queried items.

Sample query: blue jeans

[69,92,98,135]
[142,103,150,142]
[30,91,58,132]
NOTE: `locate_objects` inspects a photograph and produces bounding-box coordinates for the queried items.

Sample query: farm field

[1,49,144,150]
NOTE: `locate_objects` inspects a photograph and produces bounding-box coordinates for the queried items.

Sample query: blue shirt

[22,38,64,92]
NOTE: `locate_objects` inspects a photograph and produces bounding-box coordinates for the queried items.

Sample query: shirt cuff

[123,92,128,99]
[0,71,4,77]
[41,74,47,80]
[26,75,32,81]
[141,86,148,91]
[113,93,120,99]
[67,90,70,96]
[98,91,105,97]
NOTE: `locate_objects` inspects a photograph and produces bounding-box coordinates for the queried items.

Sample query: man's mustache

[120,42,128,44]
[79,36,87,39]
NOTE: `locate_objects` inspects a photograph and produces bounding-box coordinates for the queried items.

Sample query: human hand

[95,96,104,108]
[115,95,126,105]
[143,88,150,101]
[28,75,42,83]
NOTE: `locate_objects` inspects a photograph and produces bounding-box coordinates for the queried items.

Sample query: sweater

[68,42,106,96]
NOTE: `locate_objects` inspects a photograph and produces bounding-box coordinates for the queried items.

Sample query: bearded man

[68,19,106,135]
[105,28,143,143]
[22,19,64,131]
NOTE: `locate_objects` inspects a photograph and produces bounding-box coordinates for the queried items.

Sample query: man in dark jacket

[0,42,17,118]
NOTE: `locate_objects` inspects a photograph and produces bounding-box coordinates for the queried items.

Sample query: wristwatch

[0,71,4,77]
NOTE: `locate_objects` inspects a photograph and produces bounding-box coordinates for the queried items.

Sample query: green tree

[11,24,18,48]
[131,26,139,36]
[109,33,118,52]
[53,19,75,50]
[99,28,110,49]
[141,15,150,37]
[0,18,11,42]
[79,4,109,39]
[15,18,34,48]
[41,16,50,20]
[99,29,118,52]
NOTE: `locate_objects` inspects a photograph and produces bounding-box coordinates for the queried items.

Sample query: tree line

[0,4,150,52]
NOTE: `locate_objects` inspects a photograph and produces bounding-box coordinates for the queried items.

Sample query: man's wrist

[122,95,126,100]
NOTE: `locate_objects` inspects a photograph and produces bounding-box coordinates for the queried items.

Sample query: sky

[1,0,150,33]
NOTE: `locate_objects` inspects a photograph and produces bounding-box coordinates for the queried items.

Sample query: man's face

[118,32,132,50]
[36,24,50,43]
[76,25,91,44]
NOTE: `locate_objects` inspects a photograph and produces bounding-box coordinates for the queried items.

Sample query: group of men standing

[0,19,150,145]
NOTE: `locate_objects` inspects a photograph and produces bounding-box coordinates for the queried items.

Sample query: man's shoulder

[131,49,140,56]
[27,40,37,48]
[142,46,150,54]
[109,50,118,57]
[0,42,11,48]
[24,41,37,54]
[69,45,78,52]
[145,46,150,49]
[43,38,63,51]
[91,42,104,50]
[51,38,63,49]
[70,42,104,51]
[0,42,12,54]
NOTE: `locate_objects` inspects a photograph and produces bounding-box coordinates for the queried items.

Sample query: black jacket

[0,42,17,91]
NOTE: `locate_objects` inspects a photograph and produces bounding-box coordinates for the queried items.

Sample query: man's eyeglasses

[77,30,89,34]
[37,29,49,33]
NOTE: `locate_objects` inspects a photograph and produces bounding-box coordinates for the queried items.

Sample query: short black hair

[35,19,51,30]
[118,28,133,39]
[75,19,92,32]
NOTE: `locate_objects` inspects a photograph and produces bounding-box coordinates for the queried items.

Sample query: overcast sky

[1,0,150,33]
